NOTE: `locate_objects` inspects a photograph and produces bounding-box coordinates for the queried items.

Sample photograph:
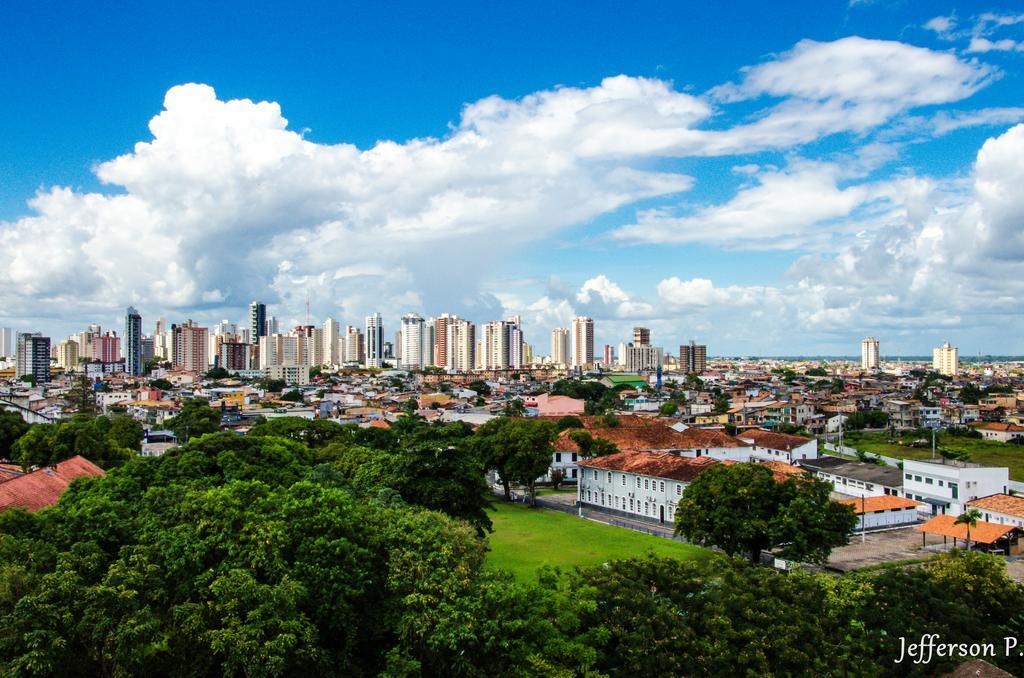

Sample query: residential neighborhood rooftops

[967,493,1024,519]
[0,456,105,512]
[578,451,719,482]
[556,418,748,454]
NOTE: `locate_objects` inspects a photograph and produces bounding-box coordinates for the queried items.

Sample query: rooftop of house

[578,451,719,482]
[967,493,1024,518]
[0,456,105,513]
[737,428,814,451]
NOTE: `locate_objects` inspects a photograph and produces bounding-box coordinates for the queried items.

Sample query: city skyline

[2,2,1024,355]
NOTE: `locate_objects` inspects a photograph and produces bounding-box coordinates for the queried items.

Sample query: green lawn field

[485,501,711,581]
[843,430,1024,480]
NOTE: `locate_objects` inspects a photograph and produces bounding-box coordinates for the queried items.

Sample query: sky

[2,0,1024,357]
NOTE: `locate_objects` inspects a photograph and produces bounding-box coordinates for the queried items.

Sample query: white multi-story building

[736,429,818,463]
[932,341,959,377]
[365,313,384,368]
[903,458,1008,516]
[0,327,14,358]
[323,318,341,366]
[861,337,880,371]
[572,316,594,369]
[624,345,663,373]
[400,313,425,370]
[446,319,475,372]
[551,328,569,368]
[578,451,720,525]
[343,326,362,364]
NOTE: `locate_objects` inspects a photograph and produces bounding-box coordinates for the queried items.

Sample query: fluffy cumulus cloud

[0,34,1020,352]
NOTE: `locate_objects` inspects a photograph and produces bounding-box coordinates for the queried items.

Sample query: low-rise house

[966,493,1024,529]
[839,495,922,531]
[736,428,818,463]
[917,514,1023,555]
[0,456,105,512]
[522,393,585,417]
[798,456,904,498]
[577,451,720,525]
[902,458,1009,517]
[973,422,1024,443]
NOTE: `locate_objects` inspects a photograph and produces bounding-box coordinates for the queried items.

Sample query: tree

[164,399,222,442]
[204,366,230,380]
[502,398,526,417]
[148,377,174,391]
[63,375,98,415]
[713,392,731,414]
[550,468,565,490]
[475,418,558,505]
[279,390,304,402]
[10,414,138,469]
[675,464,857,564]
[568,430,619,458]
[556,415,583,431]
[659,402,678,416]
[0,410,30,460]
[955,508,983,550]
[467,380,492,396]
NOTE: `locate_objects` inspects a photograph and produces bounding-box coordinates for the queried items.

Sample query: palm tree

[955,508,983,550]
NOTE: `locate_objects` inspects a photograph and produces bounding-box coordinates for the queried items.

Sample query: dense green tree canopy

[0,410,30,461]
[164,399,222,442]
[10,414,141,469]
[675,463,857,563]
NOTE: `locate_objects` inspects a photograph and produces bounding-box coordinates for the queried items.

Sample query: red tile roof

[578,451,719,482]
[756,460,809,482]
[967,493,1024,519]
[0,456,106,512]
[556,419,748,454]
[917,514,1019,545]
[838,495,922,513]
[737,428,814,451]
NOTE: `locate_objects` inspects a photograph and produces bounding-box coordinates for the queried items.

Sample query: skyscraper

[365,313,384,368]
[124,306,143,376]
[434,313,459,368]
[446,319,475,372]
[323,318,341,366]
[861,337,880,371]
[679,340,707,374]
[15,332,50,384]
[0,327,13,358]
[400,313,425,370]
[632,327,651,347]
[933,341,959,377]
[550,327,569,367]
[249,301,267,343]
[572,316,594,369]
[172,321,209,373]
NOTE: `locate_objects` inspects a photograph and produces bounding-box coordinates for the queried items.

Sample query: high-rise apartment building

[15,332,50,384]
[124,306,143,376]
[679,340,707,374]
[365,313,384,368]
[0,327,13,358]
[400,313,426,370]
[433,313,459,368]
[323,318,341,366]
[446,319,475,372]
[933,341,959,377]
[219,342,250,371]
[603,344,614,366]
[861,337,880,371]
[343,325,363,364]
[57,339,79,370]
[572,316,594,369]
[91,332,121,364]
[480,321,510,370]
[172,321,209,373]
[632,327,651,347]
[625,345,663,372]
[550,328,570,367]
[249,302,267,342]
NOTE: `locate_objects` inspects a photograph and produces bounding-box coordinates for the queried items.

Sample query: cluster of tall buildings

[860,337,960,377]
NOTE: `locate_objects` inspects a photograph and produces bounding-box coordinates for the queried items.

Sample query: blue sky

[2,0,1024,356]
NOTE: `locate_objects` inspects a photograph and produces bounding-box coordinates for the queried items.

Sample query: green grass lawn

[843,430,1024,480]
[485,501,710,581]
[535,487,578,496]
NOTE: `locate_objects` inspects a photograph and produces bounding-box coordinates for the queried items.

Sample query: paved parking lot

[826,527,928,570]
